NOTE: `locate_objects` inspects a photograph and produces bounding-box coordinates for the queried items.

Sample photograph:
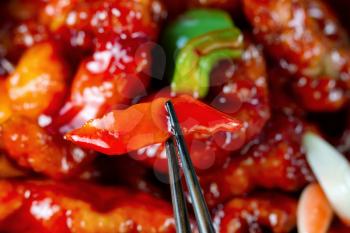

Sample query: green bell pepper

[162,9,235,60]
[171,28,243,98]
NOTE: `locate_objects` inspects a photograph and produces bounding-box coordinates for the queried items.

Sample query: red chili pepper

[65,95,242,155]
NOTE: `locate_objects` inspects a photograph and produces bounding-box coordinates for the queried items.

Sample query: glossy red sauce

[0,0,349,232]
[0,180,176,233]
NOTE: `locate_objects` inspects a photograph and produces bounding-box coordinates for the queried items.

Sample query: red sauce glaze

[214,193,297,233]
[130,137,231,174]
[31,0,167,133]
[0,20,50,70]
[199,111,315,207]
[207,37,270,150]
[40,0,166,48]
[131,38,270,174]
[291,75,347,111]
[0,180,176,233]
[50,35,154,133]
[243,0,350,111]
[0,116,95,179]
[0,1,349,232]
[129,89,224,174]
[0,40,95,179]
[6,41,68,119]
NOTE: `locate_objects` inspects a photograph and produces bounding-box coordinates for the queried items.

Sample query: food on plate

[0,0,349,232]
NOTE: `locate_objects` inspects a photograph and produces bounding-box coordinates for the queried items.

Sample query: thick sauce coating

[199,111,315,207]
[214,194,297,233]
[131,37,270,174]
[43,0,166,133]
[0,180,176,233]
[0,116,95,179]
[244,0,350,111]
[0,0,349,232]
[6,41,68,119]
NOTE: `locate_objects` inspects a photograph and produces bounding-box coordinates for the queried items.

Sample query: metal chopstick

[166,137,192,233]
[165,100,215,233]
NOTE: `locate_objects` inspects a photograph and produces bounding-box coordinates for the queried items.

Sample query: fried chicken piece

[131,38,270,174]
[199,111,315,207]
[0,180,176,233]
[244,0,350,111]
[207,37,270,150]
[50,35,154,133]
[42,0,166,133]
[215,193,297,233]
[40,0,166,49]
[0,116,94,179]
[6,41,68,119]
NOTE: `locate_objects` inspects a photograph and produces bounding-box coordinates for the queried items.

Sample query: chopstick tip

[165,100,173,110]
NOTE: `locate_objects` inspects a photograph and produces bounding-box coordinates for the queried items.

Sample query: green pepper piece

[171,28,243,98]
[162,9,234,60]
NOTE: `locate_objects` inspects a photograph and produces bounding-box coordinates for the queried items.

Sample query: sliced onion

[303,132,350,225]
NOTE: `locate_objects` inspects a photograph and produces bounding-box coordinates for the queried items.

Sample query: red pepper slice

[65,95,241,155]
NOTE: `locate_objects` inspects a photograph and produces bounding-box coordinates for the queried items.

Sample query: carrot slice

[303,132,350,225]
[297,183,333,233]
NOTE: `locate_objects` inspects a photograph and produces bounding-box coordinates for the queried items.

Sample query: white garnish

[303,132,350,225]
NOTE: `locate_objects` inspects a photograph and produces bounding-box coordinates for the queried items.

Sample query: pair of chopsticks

[165,101,215,233]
